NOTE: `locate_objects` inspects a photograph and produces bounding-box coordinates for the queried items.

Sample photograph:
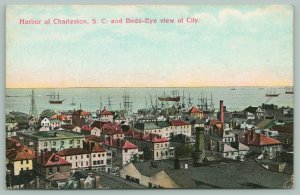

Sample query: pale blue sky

[6,5,293,88]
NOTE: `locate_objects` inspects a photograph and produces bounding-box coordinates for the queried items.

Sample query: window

[81,155,83,159]
[81,162,83,166]
[156,152,159,157]
[70,156,72,160]
[97,160,100,164]
[101,160,104,164]
[98,154,100,157]
[44,142,47,147]
[93,161,96,165]
[21,160,23,165]
[102,153,105,157]
[53,141,56,146]
[26,159,29,164]
[93,154,96,158]
[125,149,128,153]
[69,140,73,144]
[60,141,64,145]
[77,140,80,144]
[86,161,89,166]
[87,155,89,158]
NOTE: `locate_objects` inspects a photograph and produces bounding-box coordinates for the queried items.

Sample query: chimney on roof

[80,178,85,189]
[220,100,224,123]
[95,176,100,189]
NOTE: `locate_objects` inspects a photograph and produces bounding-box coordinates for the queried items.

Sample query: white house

[91,127,102,137]
[170,120,192,137]
[72,126,81,133]
[100,108,114,123]
[39,118,51,131]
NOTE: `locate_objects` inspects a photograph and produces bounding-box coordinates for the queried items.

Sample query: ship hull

[265,94,279,97]
[285,92,293,94]
[158,96,180,102]
[49,100,63,104]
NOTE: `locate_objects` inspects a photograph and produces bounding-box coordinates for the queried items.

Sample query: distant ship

[158,90,180,102]
[70,97,76,105]
[49,92,64,104]
[265,89,279,97]
[285,87,293,94]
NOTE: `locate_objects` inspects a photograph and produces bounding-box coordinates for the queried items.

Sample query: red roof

[81,111,91,116]
[101,108,113,115]
[85,135,105,143]
[81,125,92,131]
[102,122,122,131]
[129,131,169,143]
[170,120,190,126]
[249,134,282,146]
[6,144,36,161]
[92,143,106,153]
[57,148,89,156]
[210,119,223,126]
[111,140,138,150]
[38,152,71,166]
[190,106,203,114]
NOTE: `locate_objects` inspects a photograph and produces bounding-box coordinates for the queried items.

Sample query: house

[39,117,51,131]
[72,125,81,133]
[189,106,204,119]
[135,122,165,137]
[34,151,71,188]
[91,127,102,137]
[50,119,62,130]
[170,120,191,137]
[6,139,36,176]
[248,133,282,159]
[126,131,175,161]
[6,122,19,137]
[100,108,114,123]
[57,148,91,171]
[107,139,139,166]
[21,130,85,152]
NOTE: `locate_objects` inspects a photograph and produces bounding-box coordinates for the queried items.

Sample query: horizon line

[6,85,293,89]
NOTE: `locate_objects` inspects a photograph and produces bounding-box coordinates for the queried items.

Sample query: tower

[29,89,37,117]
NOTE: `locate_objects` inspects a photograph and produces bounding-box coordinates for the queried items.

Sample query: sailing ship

[158,90,180,102]
[198,93,215,113]
[49,92,64,104]
[70,97,76,105]
[285,87,293,94]
[265,89,280,97]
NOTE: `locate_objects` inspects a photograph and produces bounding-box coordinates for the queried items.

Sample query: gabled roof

[249,134,281,146]
[102,122,122,131]
[189,106,203,114]
[111,140,138,150]
[6,143,36,161]
[101,108,113,115]
[170,120,190,126]
[57,148,89,156]
[91,143,106,153]
[37,152,70,166]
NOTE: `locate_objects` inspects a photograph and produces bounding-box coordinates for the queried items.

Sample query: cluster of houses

[6,100,294,189]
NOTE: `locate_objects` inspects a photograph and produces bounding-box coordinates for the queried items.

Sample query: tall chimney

[95,176,100,188]
[220,100,224,123]
[193,127,205,166]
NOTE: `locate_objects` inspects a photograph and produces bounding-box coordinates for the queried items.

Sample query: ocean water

[5,87,294,115]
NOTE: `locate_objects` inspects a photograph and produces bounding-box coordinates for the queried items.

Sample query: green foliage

[175,144,193,158]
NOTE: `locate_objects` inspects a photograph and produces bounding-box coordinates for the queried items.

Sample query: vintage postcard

[6,5,293,189]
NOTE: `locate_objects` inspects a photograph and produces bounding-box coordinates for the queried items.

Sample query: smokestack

[193,127,205,166]
[220,100,224,123]
[95,176,100,188]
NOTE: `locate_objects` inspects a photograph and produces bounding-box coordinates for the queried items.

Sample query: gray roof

[187,159,292,188]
